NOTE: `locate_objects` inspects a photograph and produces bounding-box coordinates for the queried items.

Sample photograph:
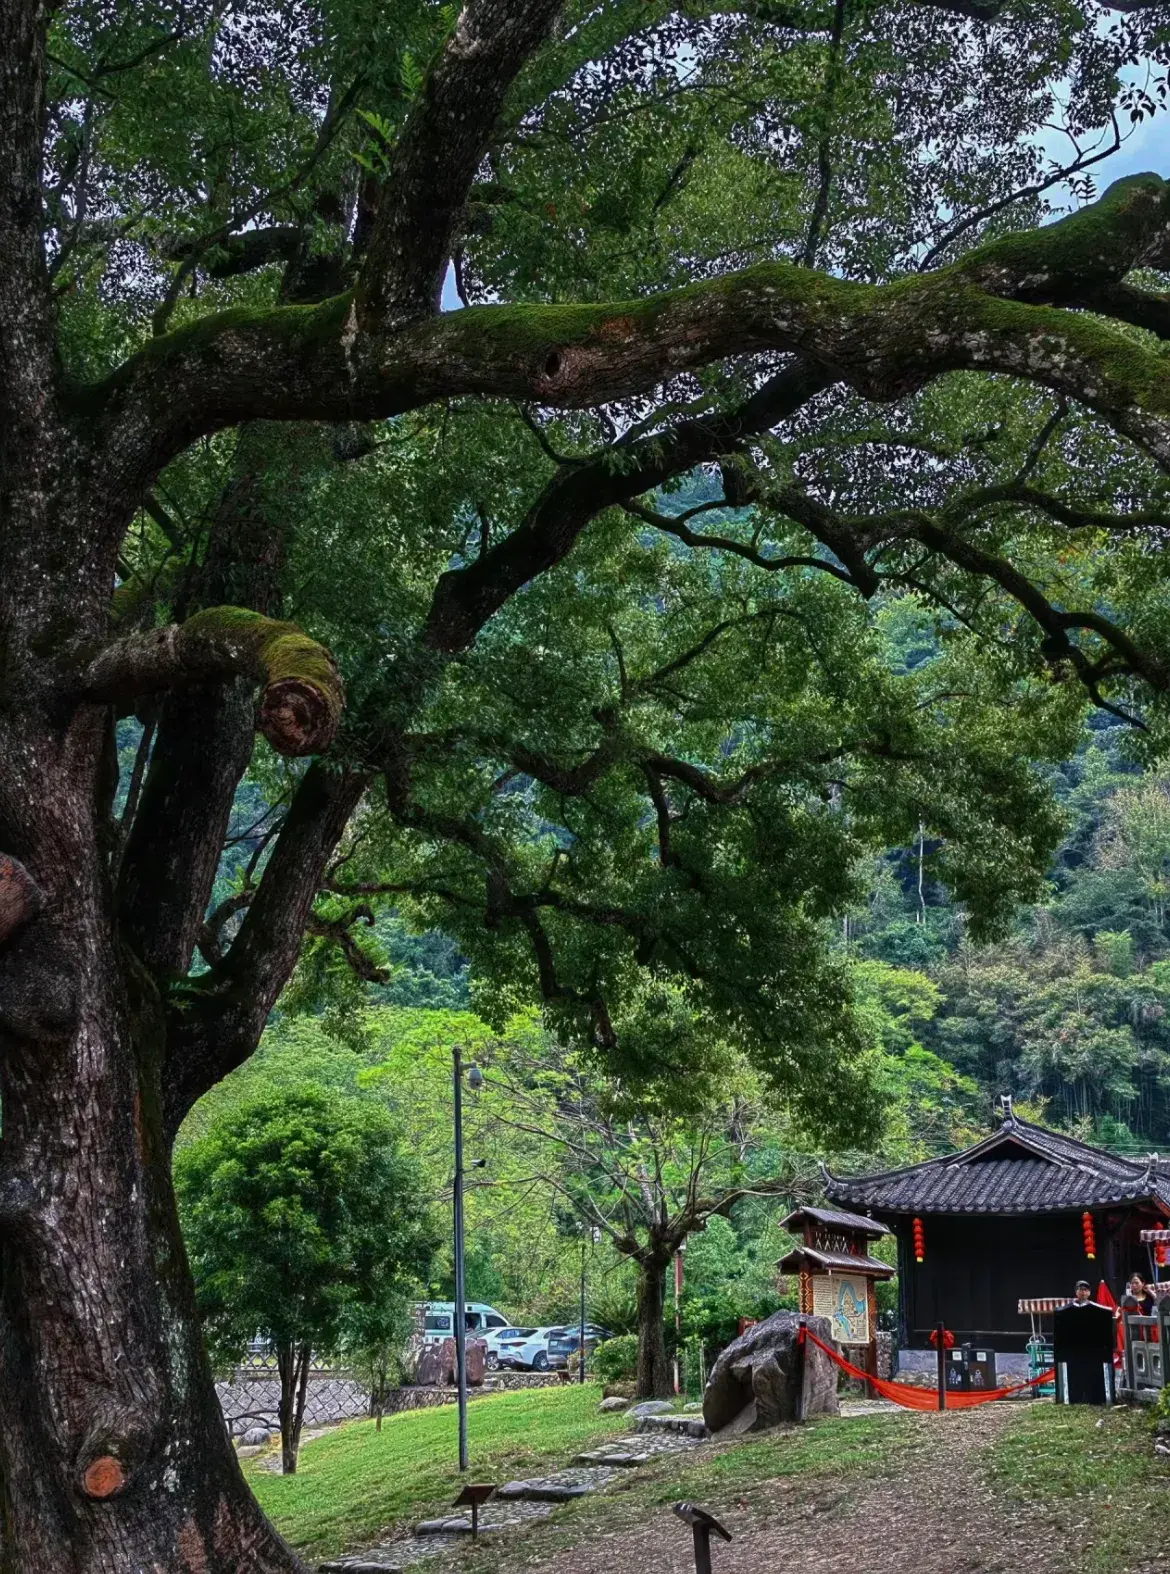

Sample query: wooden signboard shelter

[778,1204,894,1374]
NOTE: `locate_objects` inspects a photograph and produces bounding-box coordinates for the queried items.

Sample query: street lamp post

[578,1225,602,1383]
[578,1235,587,1384]
[452,1048,484,1473]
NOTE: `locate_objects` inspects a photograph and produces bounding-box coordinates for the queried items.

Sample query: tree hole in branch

[544,349,563,379]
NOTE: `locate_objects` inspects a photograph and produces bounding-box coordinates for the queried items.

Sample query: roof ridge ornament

[999,1093,1014,1127]
[1144,1152,1160,1188]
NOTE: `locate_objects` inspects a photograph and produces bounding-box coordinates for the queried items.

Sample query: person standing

[1117,1273,1156,1354]
[1118,1273,1155,1319]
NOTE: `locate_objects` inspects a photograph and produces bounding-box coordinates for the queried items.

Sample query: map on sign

[811,1273,870,1344]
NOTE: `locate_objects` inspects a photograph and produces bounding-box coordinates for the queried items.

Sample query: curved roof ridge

[1009,1116,1147,1174]
[824,1114,1170,1217]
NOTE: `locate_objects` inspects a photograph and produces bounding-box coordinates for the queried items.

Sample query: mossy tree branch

[86,174,1170,497]
[80,608,344,757]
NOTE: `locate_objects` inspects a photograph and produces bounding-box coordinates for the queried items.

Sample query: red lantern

[1081,1211,1096,1260]
[912,1216,926,1263]
[1157,1243,1168,1268]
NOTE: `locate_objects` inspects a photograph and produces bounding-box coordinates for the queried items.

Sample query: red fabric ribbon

[801,1326,1054,1411]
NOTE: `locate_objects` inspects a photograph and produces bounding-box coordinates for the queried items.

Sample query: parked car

[496,1327,556,1371]
[416,1301,511,1346]
[482,1325,528,1371]
[546,1324,613,1371]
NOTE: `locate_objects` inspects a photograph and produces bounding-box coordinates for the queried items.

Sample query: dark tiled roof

[780,1204,888,1237]
[778,1246,895,1277]
[825,1117,1170,1218]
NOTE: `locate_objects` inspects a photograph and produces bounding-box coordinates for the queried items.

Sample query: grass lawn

[245,1384,629,1559]
[987,1402,1170,1573]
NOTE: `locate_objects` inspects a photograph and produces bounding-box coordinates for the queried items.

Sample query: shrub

[592,1334,639,1382]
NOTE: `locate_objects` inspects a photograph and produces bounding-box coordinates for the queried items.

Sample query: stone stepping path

[316,1414,704,1571]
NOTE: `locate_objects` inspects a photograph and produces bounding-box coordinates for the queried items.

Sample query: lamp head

[467,1062,485,1091]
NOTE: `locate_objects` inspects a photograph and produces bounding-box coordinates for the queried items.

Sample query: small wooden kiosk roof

[780,1204,888,1238]
[778,1244,894,1278]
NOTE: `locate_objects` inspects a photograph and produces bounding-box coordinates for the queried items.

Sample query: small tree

[482,1032,816,1399]
[175,1087,436,1472]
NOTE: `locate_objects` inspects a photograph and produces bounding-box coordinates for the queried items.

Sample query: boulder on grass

[598,1396,628,1412]
[240,1427,270,1447]
[702,1311,838,1435]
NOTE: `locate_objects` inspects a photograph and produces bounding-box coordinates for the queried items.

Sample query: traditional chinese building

[825,1109,1170,1352]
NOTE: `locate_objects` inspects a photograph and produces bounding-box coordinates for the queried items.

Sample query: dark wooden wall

[894,1212,1097,1350]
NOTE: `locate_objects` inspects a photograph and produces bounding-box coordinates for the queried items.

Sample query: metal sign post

[673,1503,732,1574]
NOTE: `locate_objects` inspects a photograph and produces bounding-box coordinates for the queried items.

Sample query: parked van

[415,1301,511,1345]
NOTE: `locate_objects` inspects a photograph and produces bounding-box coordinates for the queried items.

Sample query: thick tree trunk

[0,937,307,1570]
[634,1258,673,1400]
[0,466,307,1567]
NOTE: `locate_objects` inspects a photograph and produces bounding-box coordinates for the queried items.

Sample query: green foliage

[175,1085,437,1369]
[591,1334,639,1383]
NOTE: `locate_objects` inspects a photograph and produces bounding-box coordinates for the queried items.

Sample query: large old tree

[7,0,1170,1568]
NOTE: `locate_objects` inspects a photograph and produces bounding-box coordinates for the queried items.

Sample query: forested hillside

[849,722,1170,1151]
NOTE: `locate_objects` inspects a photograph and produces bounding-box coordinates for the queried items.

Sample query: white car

[496,1327,555,1371]
[481,1325,525,1371]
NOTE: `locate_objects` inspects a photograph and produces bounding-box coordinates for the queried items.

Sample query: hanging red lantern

[1156,1242,1168,1268]
[1081,1211,1096,1260]
[912,1216,926,1262]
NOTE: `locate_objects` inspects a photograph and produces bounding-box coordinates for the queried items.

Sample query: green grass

[987,1404,1170,1573]
[246,1384,628,1558]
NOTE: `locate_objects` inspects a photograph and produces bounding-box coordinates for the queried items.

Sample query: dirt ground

[504,1406,1159,1574]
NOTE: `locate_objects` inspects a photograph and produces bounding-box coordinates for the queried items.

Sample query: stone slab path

[316,1419,703,1572]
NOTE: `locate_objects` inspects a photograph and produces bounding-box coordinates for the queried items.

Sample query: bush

[592,1334,639,1382]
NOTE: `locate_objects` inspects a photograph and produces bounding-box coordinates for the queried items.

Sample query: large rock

[702,1312,838,1434]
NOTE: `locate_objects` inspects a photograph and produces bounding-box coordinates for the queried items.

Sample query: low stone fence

[217,1369,369,1439]
[217,1364,564,1438]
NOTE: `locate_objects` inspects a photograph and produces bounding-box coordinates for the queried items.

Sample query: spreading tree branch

[164,764,369,1132]
[356,0,564,324]
[80,609,344,757]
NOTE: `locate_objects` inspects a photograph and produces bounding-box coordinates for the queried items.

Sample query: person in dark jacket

[1117,1273,1156,1318]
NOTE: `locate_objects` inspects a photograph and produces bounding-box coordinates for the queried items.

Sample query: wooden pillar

[866,1278,879,1376]
[936,1321,947,1410]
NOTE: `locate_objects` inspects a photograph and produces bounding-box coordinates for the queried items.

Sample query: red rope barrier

[800,1326,1054,1411]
